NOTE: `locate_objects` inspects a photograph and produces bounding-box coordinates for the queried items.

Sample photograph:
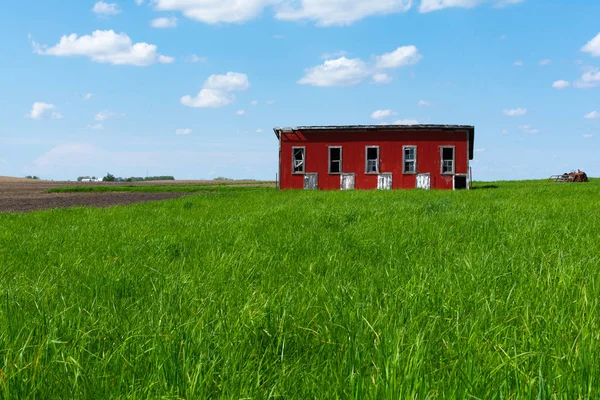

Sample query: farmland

[1,180,599,398]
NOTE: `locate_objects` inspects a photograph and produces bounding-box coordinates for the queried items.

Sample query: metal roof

[273,125,476,160]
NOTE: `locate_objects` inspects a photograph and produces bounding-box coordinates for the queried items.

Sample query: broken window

[403,146,417,174]
[329,147,342,174]
[293,147,305,173]
[441,147,455,174]
[366,146,379,173]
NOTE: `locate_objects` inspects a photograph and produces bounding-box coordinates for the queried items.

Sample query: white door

[416,173,431,190]
[378,173,393,190]
[304,173,318,190]
[340,173,355,190]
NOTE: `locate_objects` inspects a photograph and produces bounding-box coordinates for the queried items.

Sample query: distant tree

[77,176,91,182]
[103,173,115,182]
[25,175,40,180]
[213,176,233,181]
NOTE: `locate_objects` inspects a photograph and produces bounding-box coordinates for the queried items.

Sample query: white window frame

[440,146,455,175]
[365,146,379,174]
[403,145,417,174]
[328,146,342,175]
[292,146,306,174]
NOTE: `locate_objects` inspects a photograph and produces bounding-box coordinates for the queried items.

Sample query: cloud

[26,102,63,120]
[176,128,192,135]
[539,59,551,66]
[574,67,600,88]
[256,129,264,133]
[474,148,485,153]
[151,17,178,28]
[321,50,348,60]
[250,100,258,105]
[158,55,175,64]
[275,0,412,26]
[581,33,600,57]
[95,110,124,121]
[83,93,93,100]
[92,1,121,15]
[418,100,433,106]
[513,60,523,66]
[135,0,144,4]
[502,129,509,135]
[552,80,570,89]
[584,111,600,119]
[393,119,419,125]
[236,109,246,115]
[503,107,527,116]
[267,100,275,105]
[375,45,422,69]
[300,45,421,87]
[87,124,104,130]
[186,54,207,63]
[371,109,397,119]
[371,73,392,84]
[583,134,593,138]
[298,57,370,87]
[153,0,412,26]
[181,72,249,108]
[33,30,173,66]
[419,0,524,12]
[519,124,539,134]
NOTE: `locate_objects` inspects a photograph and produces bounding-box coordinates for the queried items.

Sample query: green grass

[46,182,273,193]
[1,181,599,399]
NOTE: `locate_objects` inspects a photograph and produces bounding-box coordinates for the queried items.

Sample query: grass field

[46,182,273,193]
[1,180,599,398]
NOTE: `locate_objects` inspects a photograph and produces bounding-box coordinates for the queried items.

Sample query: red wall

[278,129,470,190]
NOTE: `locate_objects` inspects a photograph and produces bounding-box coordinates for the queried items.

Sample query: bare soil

[0,177,272,213]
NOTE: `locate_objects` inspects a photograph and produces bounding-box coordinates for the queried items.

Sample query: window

[329,147,342,174]
[403,146,417,174]
[292,147,305,174]
[365,146,379,174]
[441,146,455,174]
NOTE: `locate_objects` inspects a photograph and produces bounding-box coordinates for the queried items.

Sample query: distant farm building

[274,125,475,190]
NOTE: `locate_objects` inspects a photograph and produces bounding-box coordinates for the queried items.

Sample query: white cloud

[154,0,271,24]
[375,46,422,69]
[92,1,121,15]
[135,0,144,4]
[236,109,246,115]
[176,128,192,135]
[503,107,527,116]
[502,129,509,135]
[256,128,264,133]
[298,57,369,87]
[583,134,593,138]
[276,0,412,26]
[581,33,600,57]
[513,60,523,66]
[584,111,600,119]
[181,72,249,108]
[158,55,175,64]
[26,102,63,120]
[574,67,600,88]
[300,45,421,87]
[250,100,258,105]
[371,73,392,84]
[552,80,570,89]
[419,0,524,13]
[187,54,207,63]
[153,0,412,26]
[371,109,397,119]
[83,93,93,100]
[95,110,124,121]
[321,50,348,60]
[267,100,275,105]
[393,119,419,125]
[539,59,551,66]
[87,124,104,130]
[418,100,433,106]
[519,124,539,134]
[33,30,173,67]
[272,34,285,39]
[474,148,485,153]
[151,17,178,28]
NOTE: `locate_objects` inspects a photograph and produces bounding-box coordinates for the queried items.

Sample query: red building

[274,125,475,190]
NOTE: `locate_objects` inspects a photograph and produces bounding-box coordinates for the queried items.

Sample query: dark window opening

[293,148,305,173]
[329,147,342,174]
[403,146,416,174]
[441,147,454,174]
[366,147,379,173]
[455,176,467,190]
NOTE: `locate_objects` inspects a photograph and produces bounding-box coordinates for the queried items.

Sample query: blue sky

[1,0,599,181]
